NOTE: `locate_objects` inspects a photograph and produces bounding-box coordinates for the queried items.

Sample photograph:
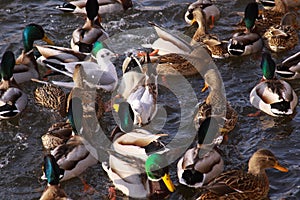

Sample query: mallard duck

[177,117,224,188]
[263,12,298,52]
[0,51,28,120]
[115,59,158,126]
[194,69,238,135]
[140,22,207,76]
[102,125,175,199]
[255,0,289,35]
[14,23,54,84]
[41,96,83,150]
[197,149,288,199]
[228,2,263,56]
[250,52,298,117]
[276,51,300,79]
[56,0,133,15]
[33,64,105,119]
[44,96,98,182]
[40,154,69,200]
[71,0,109,53]
[185,6,229,59]
[185,0,220,29]
[35,44,90,68]
[42,42,118,92]
[41,121,73,151]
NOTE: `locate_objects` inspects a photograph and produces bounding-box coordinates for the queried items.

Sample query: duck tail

[227,39,245,56]
[56,2,76,12]
[270,100,293,116]
[0,103,20,119]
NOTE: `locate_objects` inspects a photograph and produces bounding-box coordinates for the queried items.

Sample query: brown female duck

[197,149,288,200]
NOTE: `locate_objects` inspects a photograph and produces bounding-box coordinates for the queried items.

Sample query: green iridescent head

[22,23,54,52]
[261,52,275,80]
[197,117,219,145]
[1,51,15,81]
[145,153,175,192]
[67,97,83,134]
[244,2,258,31]
[116,102,134,133]
[43,154,64,185]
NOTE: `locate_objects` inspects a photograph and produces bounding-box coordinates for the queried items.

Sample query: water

[0,0,299,199]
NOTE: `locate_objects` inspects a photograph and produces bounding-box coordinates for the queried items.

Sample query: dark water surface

[0,0,299,199]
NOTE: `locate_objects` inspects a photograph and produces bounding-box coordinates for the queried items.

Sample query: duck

[197,149,288,199]
[185,6,229,59]
[255,0,289,35]
[227,2,263,56]
[185,0,220,29]
[276,51,300,79]
[42,96,99,182]
[0,51,28,120]
[14,23,54,84]
[33,64,105,120]
[177,117,224,188]
[250,52,298,117]
[40,154,70,200]
[140,22,209,76]
[71,0,109,53]
[263,11,298,52]
[256,0,276,9]
[41,96,83,150]
[56,0,133,15]
[114,59,158,126]
[41,41,118,92]
[102,124,175,199]
[35,44,90,68]
[194,69,238,135]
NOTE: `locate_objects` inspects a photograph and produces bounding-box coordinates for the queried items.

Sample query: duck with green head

[41,96,83,151]
[71,0,109,53]
[44,96,99,182]
[103,103,175,198]
[177,117,224,188]
[250,52,298,117]
[227,2,263,56]
[14,23,54,83]
[102,143,175,199]
[40,154,69,200]
[0,51,28,120]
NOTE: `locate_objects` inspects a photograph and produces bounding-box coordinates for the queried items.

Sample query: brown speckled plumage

[34,84,67,117]
[197,149,288,200]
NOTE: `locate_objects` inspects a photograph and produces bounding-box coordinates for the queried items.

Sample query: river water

[0,0,299,199]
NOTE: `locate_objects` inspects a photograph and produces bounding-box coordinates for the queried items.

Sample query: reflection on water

[0,0,299,199]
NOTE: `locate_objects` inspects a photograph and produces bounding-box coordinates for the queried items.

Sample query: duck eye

[106,52,110,56]
[101,55,105,58]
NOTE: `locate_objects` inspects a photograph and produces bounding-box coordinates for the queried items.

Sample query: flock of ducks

[0,0,299,199]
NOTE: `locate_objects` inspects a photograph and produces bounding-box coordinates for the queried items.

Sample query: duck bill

[201,83,209,92]
[113,103,119,112]
[162,173,175,192]
[42,35,54,45]
[273,162,288,172]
